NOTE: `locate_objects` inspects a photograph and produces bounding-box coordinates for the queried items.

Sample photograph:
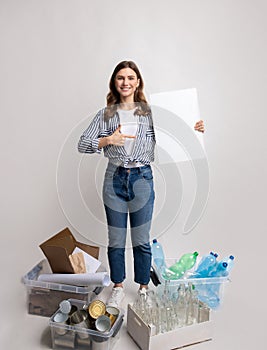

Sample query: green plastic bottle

[166,252,199,279]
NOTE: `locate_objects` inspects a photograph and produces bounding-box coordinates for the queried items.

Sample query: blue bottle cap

[229,255,234,260]
[222,262,228,268]
[153,239,157,244]
[210,252,218,258]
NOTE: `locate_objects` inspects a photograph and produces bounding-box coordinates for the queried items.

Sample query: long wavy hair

[104,60,151,120]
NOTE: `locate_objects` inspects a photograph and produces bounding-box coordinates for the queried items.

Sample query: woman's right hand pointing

[108,125,136,146]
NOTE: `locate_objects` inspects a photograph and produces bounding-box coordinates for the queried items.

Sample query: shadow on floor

[40,326,52,348]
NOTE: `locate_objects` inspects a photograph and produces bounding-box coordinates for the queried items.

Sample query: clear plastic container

[49,299,124,350]
[152,258,230,309]
[22,259,106,317]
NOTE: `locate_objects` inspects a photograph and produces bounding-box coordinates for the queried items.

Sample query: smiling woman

[77,60,205,309]
[104,61,151,120]
[115,69,139,100]
[78,61,156,308]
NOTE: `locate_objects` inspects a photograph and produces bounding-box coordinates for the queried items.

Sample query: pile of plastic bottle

[151,239,235,309]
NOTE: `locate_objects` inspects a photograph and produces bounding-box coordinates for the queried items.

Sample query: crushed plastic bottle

[190,252,218,278]
[164,252,199,279]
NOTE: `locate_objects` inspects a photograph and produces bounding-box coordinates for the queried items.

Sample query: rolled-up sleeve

[146,114,156,141]
[78,110,102,154]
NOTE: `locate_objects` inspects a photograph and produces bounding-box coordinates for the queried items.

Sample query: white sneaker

[106,287,125,308]
[138,287,148,299]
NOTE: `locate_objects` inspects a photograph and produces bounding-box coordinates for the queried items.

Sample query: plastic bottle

[151,239,166,271]
[197,252,218,271]
[221,255,234,272]
[209,262,228,277]
[197,262,229,309]
[165,252,199,279]
[191,252,218,278]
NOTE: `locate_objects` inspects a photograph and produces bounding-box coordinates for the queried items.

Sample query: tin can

[88,300,106,319]
[53,311,70,335]
[59,300,77,316]
[54,331,75,349]
[70,310,90,339]
[105,306,119,327]
[95,315,111,332]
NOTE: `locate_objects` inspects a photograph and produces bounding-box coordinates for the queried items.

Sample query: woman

[78,60,204,307]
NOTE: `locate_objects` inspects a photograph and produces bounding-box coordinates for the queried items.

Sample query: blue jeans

[102,162,155,285]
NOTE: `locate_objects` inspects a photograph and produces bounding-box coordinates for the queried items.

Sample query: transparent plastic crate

[22,259,106,317]
[49,299,124,350]
[152,258,230,309]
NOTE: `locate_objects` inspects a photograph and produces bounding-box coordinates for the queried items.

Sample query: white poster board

[150,88,204,163]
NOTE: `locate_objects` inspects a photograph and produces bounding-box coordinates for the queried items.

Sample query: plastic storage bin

[152,258,229,309]
[50,299,124,350]
[22,259,106,317]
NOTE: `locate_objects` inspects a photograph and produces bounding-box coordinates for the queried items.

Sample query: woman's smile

[115,67,140,101]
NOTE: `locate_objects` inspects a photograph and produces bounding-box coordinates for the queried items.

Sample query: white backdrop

[1,1,266,349]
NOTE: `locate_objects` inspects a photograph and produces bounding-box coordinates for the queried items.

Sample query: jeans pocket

[141,169,153,181]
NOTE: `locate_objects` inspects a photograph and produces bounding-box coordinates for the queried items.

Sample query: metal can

[59,300,78,316]
[105,306,119,327]
[88,300,106,319]
[95,315,111,332]
[70,310,90,339]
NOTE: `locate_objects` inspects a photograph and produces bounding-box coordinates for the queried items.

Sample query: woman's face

[114,68,140,101]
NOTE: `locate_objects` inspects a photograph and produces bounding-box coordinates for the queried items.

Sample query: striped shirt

[78,108,156,167]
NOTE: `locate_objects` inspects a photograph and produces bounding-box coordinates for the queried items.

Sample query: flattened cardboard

[39,227,99,273]
[69,252,86,274]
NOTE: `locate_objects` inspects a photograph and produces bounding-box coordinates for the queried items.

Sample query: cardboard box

[39,227,99,273]
[127,305,213,350]
[23,228,103,317]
